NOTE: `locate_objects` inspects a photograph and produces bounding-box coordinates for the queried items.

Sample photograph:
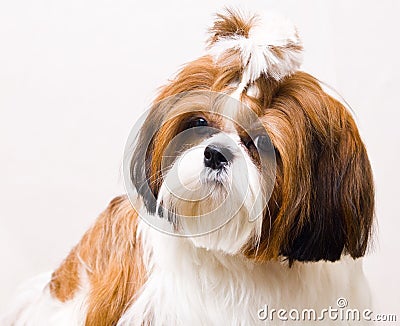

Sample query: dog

[3,8,374,326]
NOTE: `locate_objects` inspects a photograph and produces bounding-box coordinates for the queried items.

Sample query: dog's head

[128,9,374,263]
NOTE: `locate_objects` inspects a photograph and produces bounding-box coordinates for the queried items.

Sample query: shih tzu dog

[4,8,374,326]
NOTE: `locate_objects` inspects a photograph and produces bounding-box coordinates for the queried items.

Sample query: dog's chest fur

[118,222,370,325]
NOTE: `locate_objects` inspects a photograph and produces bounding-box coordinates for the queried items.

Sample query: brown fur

[134,9,374,263]
[138,52,374,263]
[244,73,374,262]
[207,7,255,47]
[49,248,80,302]
[49,8,374,324]
[50,196,146,326]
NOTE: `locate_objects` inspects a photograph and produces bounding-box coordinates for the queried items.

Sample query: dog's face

[130,90,276,254]
[128,11,374,264]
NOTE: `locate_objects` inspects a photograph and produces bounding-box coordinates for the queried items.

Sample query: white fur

[208,11,302,96]
[156,131,263,252]
[4,224,371,326]
[118,220,371,325]
[1,271,89,326]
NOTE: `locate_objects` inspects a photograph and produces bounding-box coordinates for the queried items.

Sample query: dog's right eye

[185,117,209,135]
[189,117,208,128]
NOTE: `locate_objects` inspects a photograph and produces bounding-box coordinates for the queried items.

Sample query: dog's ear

[271,73,375,263]
[242,72,375,263]
[129,94,198,215]
[283,118,374,262]
[130,104,166,215]
[130,124,156,214]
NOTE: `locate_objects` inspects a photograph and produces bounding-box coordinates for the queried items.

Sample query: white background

[1,0,399,319]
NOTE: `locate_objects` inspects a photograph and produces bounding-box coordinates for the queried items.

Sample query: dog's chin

[200,165,229,184]
[156,146,264,255]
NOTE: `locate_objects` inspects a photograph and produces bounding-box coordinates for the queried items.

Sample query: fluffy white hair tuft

[208,9,303,95]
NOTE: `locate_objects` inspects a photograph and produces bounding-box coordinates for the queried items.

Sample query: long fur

[2,8,374,326]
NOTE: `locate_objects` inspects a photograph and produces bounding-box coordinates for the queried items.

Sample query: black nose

[204,145,232,170]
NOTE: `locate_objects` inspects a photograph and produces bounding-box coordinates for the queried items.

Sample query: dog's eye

[186,117,209,134]
[254,135,274,152]
[189,117,208,128]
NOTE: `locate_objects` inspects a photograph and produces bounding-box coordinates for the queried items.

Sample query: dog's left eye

[254,135,274,152]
